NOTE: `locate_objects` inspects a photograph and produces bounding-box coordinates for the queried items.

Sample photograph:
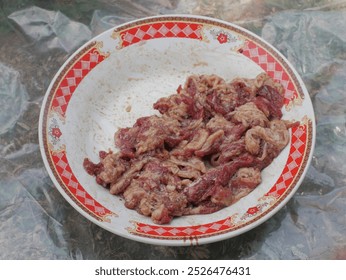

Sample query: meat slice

[194,129,224,157]
[256,87,284,119]
[245,119,290,157]
[212,138,246,166]
[164,156,207,179]
[109,157,149,195]
[83,151,129,187]
[231,167,262,189]
[121,159,190,224]
[114,127,138,158]
[154,94,189,120]
[173,128,209,157]
[183,153,255,205]
[229,102,269,128]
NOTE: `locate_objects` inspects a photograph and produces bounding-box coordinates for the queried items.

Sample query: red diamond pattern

[241,40,299,106]
[51,151,113,218]
[51,45,108,117]
[48,43,111,220]
[132,216,234,238]
[119,22,203,48]
[266,124,307,198]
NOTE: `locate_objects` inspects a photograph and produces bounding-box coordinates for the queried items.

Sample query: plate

[39,15,315,246]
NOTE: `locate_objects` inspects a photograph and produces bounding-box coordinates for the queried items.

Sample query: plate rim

[38,14,316,246]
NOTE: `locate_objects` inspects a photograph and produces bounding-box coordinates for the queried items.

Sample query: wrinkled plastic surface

[1,0,346,259]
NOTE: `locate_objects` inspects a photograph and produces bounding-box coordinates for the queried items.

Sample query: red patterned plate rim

[38,15,315,246]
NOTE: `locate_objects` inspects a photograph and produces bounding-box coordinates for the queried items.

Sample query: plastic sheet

[1,0,346,259]
[8,6,92,53]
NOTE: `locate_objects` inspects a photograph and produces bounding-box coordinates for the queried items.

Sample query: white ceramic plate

[39,15,315,246]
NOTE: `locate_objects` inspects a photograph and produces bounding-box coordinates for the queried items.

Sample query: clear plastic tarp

[1,0,346,259]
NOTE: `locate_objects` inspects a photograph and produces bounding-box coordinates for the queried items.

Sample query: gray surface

[1,0,346,259]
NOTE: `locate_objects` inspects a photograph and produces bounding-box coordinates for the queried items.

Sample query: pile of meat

[84,73,297,224]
